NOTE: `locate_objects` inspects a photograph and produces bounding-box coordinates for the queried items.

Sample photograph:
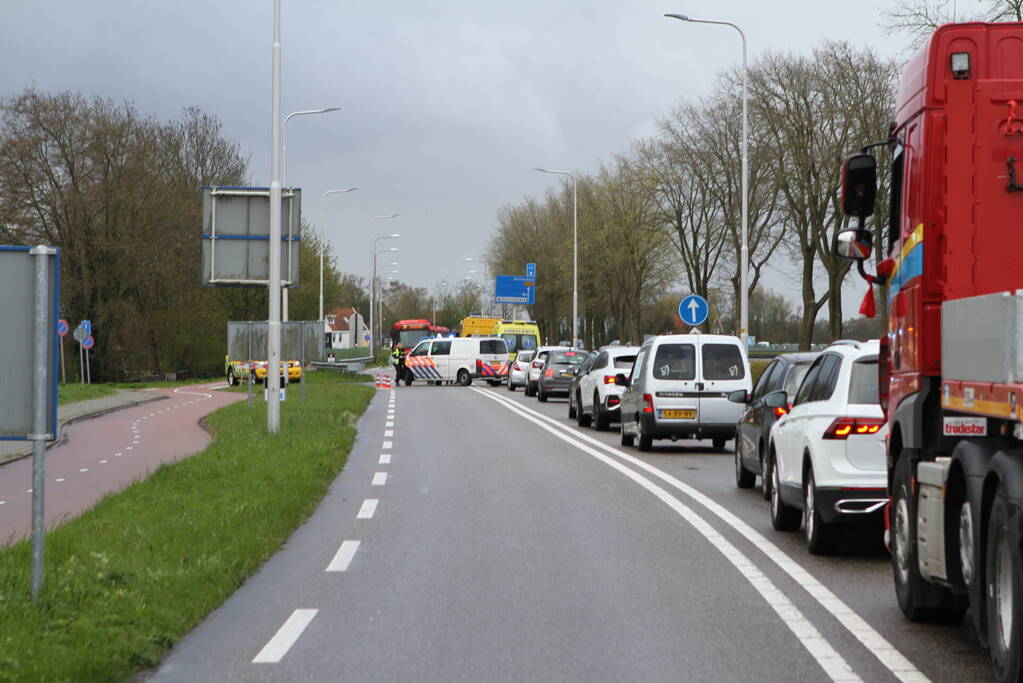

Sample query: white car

[507,350,535,391]
[571,345,640,430]
[766,339,887,554]
[524,346,570,397]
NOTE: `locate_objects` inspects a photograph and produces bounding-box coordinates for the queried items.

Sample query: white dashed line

[379,454,391,465]
[384,430,393,437]
[79,468,88,473]
[26,489,32,493]
[357,499,378,519]
[382,441,392,450]
[385,421,394,427]
[0,501,5,505]
[100,460,108,464]
[115,452,122,457]
[372,472,387,486]
[326,540,361,572]
[55,478,64,482]
[126,446,133,451]
[252,609,318,664]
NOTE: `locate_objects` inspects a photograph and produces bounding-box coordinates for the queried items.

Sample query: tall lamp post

[465,257,490,316]
[267,0,284,434]
[434,279,449,326]
[280,106,340,322]
[320,188,359,321]
[535,168,578,346]
[665,13,748,347]
[370,219,400,352]
[381,268,398,340]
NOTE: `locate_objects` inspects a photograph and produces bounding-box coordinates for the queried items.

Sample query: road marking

[0,501,5,505]
[357,499,378,519]
[372,472,387,486]
[79,468,88,473]
[126,446,133,451]
[326,540,361,572]
[114,452,122,457]
[100,460,108,464]
[26,489,32,493]
[384,430,393,437]
[385,421,394,427]
[475,388,928,683]
[252,609,318,664]
[382,441,392,450]
[379,454,391,465]
[55,478,64,482]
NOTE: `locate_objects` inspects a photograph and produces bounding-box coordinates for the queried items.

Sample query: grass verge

[0,372,374,682]
[57,384,118,406]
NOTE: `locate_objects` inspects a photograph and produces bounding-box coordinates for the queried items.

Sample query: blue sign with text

[495,275,535,304]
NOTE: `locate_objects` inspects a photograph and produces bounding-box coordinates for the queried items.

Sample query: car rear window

[652,343,695,380]
[517,350,534,362]
[613,354,637,369]
[551,350,587,365]
[701,343,745,380]
[848,357,880,405]
[783,362,812,398]
[479,339,508,355]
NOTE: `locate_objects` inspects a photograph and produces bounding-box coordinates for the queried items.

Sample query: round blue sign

[81,335,95,350]
[679,295,709,327]
[56,319,69,336]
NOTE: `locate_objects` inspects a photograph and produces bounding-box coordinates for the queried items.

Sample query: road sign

[81,319,91,336]
[526,262,536,279]
[72,325,86,342]
[495,275,535,304]
[364,334,370,342]
[679,294,709,327]
[81,335,95,350]
[56,319,69,336]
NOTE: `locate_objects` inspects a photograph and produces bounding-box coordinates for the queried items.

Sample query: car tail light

[773,405,788,418]
[642,394,654,414]
[603,375,616,384]
[532,361,543,369]
[607,396,621,407]
[822,417,885,440]
[545,368,554,378]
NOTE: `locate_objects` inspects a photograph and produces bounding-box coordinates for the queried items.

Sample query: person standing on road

[392,343,403,385]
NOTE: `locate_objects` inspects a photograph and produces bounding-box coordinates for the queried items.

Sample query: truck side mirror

[841,153,877,218]
[836,228,873,261]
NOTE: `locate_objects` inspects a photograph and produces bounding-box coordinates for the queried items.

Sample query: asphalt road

[0,383,243,545]
[150,377,992,682]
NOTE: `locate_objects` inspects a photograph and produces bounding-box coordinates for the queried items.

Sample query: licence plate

[660,409,696,419]
[561,371,573,377]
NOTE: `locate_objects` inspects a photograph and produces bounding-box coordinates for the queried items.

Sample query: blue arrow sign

[81,319,92,336]
[679,295,709,327]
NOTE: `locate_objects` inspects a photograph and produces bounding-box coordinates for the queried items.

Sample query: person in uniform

[392,343,403,384]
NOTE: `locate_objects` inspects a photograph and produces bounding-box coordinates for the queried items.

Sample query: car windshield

[395,329,428,347]
[612,354,637,369]
[784,362,813,397]
[652,343,695,380]
[550,350,586,365]
[848,357,880,405]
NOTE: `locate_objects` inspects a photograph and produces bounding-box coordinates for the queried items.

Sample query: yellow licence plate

[660,409,696,419]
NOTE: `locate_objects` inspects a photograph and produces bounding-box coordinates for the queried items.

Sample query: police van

[404,336,509,386]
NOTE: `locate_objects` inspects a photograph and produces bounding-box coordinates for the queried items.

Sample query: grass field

[57,383,117,405]
[0,372,374,682]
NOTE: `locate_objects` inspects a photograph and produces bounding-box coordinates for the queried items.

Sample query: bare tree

[881,0,1023,45]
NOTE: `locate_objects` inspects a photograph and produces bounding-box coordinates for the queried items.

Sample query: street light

[434,279,449,326]
[465,257,491,315]
[665,13,749,347]
[320,188,359,321]
[370,221,400,353]
[535,167,578,346]
[279,106,340,322]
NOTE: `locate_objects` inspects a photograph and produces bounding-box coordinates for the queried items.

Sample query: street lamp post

[535,168,578,346]
[465,257,490,316]
[434,279,449,326]
[267,0,284,435]
[665,13,749,347]
[280,106,340,322]
[370,219,400,354]
[320,188,359,321]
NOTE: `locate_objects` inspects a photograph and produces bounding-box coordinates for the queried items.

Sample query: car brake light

[607,396,621,407]
[603,375,616,384]
[642,394,654,414]
[773,405,788,418]
[822,417,885,440]
[545,368,554,378]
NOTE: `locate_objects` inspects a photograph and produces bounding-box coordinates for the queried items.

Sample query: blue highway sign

[679,295,709,327]
[495,275,535,305]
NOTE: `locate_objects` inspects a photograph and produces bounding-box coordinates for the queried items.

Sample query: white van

[405,336,509,386]
[618,333,752,451]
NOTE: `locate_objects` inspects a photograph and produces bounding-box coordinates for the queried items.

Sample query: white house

[325,307,369,349]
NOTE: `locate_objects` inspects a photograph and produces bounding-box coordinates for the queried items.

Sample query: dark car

[537,349,588,402]
[729,352,819,498]
[567,351,599,419]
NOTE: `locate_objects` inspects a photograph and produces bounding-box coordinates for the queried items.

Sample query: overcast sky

[1,1,902,319]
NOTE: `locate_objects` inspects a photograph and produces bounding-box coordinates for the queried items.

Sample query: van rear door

[648,341,699,422]
[698,340,749,427]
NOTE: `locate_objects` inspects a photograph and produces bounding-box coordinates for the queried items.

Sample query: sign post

[56,319,68,384]
[72,324,86,383]
[678,294,710,328]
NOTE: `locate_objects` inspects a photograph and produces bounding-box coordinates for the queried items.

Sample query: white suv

[766,340,887,554]
[572,346,640,430]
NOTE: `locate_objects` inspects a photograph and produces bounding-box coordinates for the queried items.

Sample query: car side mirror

[836,228,873,261]
[764,390,788,409]
[727,389,748,404]
[615,373,629,387]
[841,152,877,218]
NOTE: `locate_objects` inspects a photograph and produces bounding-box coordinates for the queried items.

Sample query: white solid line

[475,388,928,683]
[384,430,393,437]
[474,388,862,683]
[357,499,378,519]
[252,609,318,664]
[379,454,391,465]
[372,472,387,486]
[382,441,392,450]
[326,540,361,572]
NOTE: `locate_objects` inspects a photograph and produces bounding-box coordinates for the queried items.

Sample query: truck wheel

[770,452,801,531]
[457,369,472,386]
[594,392,610,431]
[804,466,838,555]
[986,488,1022,682]
[892,451,966,621]
[735,441,755,489]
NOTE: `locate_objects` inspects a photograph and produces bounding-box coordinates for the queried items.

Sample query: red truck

[839,22,1023,681]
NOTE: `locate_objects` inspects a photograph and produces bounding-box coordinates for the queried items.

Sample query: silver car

[524,346,570,397]
[507,350,535,391]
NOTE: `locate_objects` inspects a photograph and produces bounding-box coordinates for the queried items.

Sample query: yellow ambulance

[494,320,540,361]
